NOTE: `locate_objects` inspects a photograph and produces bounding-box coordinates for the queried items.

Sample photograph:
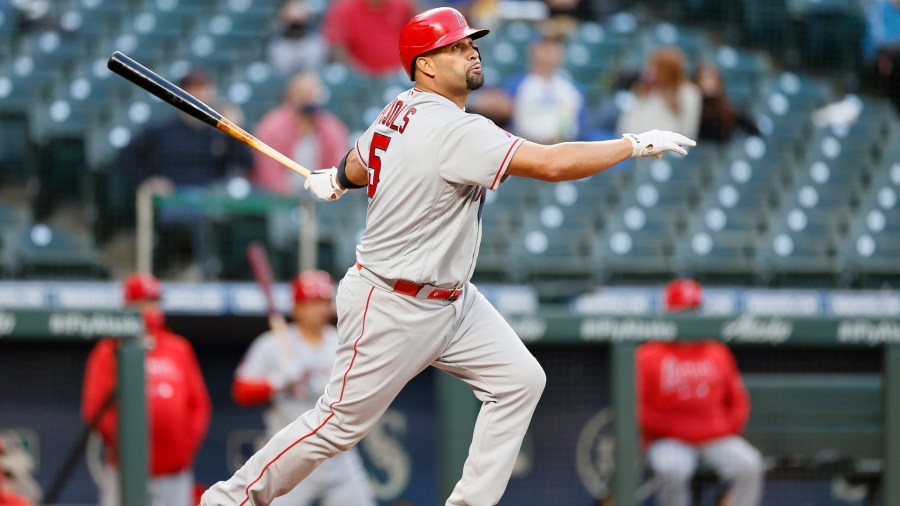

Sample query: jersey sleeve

[235,333,278,381]
[439,114,523,190]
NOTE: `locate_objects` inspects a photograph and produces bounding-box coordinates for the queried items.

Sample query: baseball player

[82,274,211,506]
[202,7,695,506]
[231,270,376,506]
[637,279,763,506]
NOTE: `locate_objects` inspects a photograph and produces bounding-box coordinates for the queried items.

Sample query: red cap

[398,7,489,80]
[664,278,702,312]
[292,270,334,303]
[123,273,162,304]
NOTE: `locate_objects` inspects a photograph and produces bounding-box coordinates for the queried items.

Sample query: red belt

[356,262,462,301]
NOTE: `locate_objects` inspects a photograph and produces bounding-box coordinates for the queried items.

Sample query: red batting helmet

[123,273,162,304]
[292,270,335,303]
[398,7,489,81]
[664,278,702,312]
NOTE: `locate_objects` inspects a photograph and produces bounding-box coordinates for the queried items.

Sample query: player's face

[433,37,484,91]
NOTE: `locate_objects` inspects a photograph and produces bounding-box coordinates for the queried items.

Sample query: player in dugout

[81,274,211,506]
[202,7,695,505]
[231,270,376,506]
[637,279,765,506]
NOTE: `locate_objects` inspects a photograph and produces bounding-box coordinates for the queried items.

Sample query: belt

[356,262,462,301]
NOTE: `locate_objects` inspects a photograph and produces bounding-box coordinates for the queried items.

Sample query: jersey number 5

[367,133,391,198]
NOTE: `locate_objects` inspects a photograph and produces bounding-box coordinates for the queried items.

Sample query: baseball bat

[246,242,294,360]
[107,51,310,178]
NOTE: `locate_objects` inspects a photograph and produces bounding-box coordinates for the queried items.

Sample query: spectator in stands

[267,0,328,76]
[617,47,702,139]
[636,278,764,506]
[117,69,253,279]
[251,72,349,195]
[506,32,584,144]
[467,85,514,131]
[232,270,376,505]
[863,0,900,111]
[695,64,760,143]
[81,273,211,506]
[322,0,414,77]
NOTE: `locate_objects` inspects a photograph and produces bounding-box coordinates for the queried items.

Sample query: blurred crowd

[3,0,897,282]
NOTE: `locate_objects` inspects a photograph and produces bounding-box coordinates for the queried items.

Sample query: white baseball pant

[646,436,765,506]
[201,266,545,506]
[99,464,192,506]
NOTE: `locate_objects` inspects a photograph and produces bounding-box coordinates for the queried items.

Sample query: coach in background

[637,279,764,506]
[231,270,376,505]
[81,274,211,506]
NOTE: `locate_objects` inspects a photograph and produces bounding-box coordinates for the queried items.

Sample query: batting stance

[202,7,695,506]
[231,270,376,506]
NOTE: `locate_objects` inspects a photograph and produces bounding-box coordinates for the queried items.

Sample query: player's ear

[415,56,436,80]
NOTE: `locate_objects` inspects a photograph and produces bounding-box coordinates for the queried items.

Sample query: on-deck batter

[231,270,377,506]
[202,7,695,506]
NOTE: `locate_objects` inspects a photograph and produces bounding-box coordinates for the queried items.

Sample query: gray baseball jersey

[201,89,545,506]
[354,87,524,286]
[235,326,376,506]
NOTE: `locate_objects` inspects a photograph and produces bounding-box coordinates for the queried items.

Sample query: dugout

[2,298,899,505]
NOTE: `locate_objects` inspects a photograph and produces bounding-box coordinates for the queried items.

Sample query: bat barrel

[107,51,223,128]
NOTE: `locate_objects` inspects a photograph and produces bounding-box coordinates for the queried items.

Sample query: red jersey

[636,340,750,446]
[81,328,211,476]
[323,0,413,76]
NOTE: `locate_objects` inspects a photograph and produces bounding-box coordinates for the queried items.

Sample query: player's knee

[652,462,694,486]
[733,446,765,479]
[520,360,546,402]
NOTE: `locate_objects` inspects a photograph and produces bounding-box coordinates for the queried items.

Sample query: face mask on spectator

[298,103,322,116]
[284,21,308,39]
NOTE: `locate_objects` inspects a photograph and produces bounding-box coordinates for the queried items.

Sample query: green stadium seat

[787,0,866,73]
[756,228,839,286]
[592,226,673,283]
[511,228,597,298]
[640,23,709,63]
[673,229,757,284]
[739,0,790,50]
[1,224,108,279]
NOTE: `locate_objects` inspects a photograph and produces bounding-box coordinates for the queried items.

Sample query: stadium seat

[592,226,673,284]
[510,227,597,298]
[673,229,757,284]
[739,0,790,50]
[756,228,839,286]
[1,224,108,279]
[787,0,865,73]
[840,227,900,288]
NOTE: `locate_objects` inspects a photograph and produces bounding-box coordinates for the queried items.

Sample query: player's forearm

[507,138,633,182]
[335,149,368,190]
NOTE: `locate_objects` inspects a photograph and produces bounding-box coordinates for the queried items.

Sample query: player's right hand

[623,130,697,158]
[304,167,347,201]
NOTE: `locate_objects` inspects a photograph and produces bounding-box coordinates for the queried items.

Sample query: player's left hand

[624,130,697,158]
[304,167,347,201]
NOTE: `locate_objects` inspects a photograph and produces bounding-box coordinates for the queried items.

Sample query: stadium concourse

[0,0,899,505]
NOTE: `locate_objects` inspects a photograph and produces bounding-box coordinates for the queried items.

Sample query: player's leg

[319,450,377,506]
[147,469,192,506]
[700,436,764,506]
[202,271,454,505]
[268,466,322,506]
[433,285,546,506]
[645,438,699,506]
[98,463,119,506]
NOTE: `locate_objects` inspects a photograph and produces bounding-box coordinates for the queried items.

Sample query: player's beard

[466,72,484,90]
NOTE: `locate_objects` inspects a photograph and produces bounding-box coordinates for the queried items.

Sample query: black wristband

[336,149,367,189]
